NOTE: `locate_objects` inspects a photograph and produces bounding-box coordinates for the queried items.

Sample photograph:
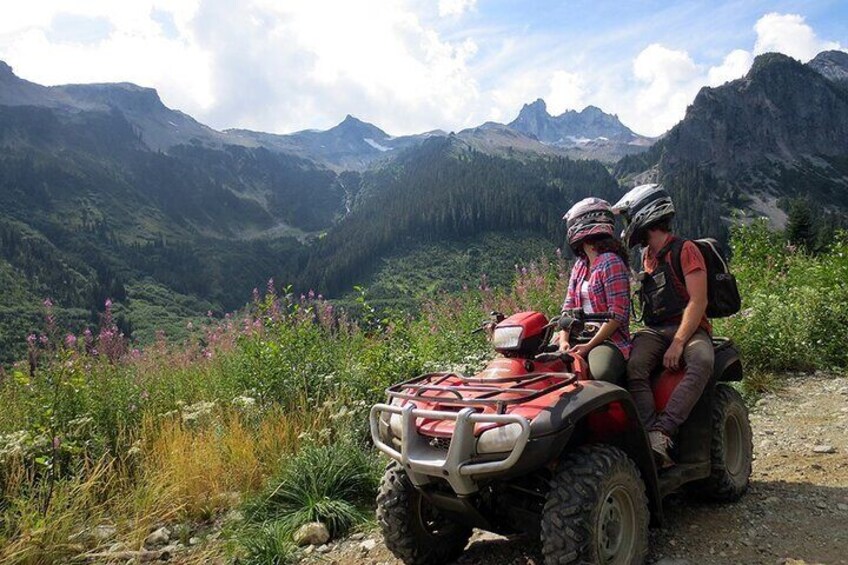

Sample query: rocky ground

[304,373,848,565]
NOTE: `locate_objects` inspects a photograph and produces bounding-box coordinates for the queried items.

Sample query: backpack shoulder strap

[668,238,688,285]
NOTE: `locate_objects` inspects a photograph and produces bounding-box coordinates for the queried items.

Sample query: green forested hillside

[302,138,619,295]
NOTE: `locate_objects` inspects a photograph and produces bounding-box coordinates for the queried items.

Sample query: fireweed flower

[43,298,56,334]
[64,334,77,348]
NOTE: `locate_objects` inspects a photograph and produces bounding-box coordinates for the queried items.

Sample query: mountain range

[1,49,847,360]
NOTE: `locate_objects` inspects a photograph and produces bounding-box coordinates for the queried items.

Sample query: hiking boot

[649,430,675,468]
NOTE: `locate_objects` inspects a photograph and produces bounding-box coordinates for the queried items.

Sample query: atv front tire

[541,444,649,565]
[376,462,472,565]
[698,383,753,501]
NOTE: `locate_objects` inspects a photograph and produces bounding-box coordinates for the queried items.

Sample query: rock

[837,503,848,511]
[812,445,837,454]
[188,537,200,546]
[303,545,315,555]
[359,539,378,552]
[160,544,181,559]
[654,559,691,565]
[93,524,117,541]
[144,527,170,548]
[293,522,330,547]
[317,544,332,553]
[815,501,828,510]
[350,532,366,541]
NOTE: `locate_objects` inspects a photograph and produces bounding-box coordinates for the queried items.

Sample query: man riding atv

[612,183,715,469]
[370,185,751,564]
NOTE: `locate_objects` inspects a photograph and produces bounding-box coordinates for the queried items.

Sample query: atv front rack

[385,371,578,414]
[370,402,532,495]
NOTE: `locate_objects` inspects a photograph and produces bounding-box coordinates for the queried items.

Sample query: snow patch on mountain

[364,138,392,152]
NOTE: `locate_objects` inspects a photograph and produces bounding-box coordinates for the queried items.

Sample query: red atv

[370,309,752,564]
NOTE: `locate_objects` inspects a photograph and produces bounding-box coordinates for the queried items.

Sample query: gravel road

[311,373,848,565]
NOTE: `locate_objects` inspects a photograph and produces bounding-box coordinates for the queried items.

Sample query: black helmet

[612,183,675,248]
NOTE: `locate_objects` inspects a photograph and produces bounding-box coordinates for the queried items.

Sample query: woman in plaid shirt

[557,198,632,385]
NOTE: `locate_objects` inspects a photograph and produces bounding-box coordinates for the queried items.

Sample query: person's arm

[558,263,581,351]
[663,250,708,370]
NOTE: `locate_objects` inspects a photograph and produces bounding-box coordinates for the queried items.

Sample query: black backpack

[669,238,742,319]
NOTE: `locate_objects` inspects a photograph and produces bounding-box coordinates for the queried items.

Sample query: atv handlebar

[558,309,614,325]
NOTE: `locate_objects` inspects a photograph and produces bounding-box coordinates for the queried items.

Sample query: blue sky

[0,1,845,136]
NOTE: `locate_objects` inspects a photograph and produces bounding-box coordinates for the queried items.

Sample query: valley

[1,50,847,359]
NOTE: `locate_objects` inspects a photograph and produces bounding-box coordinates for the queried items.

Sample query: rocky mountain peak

[513,98,550,123]
[508,98,641,145]
[580,105,604,116]
[55,82,166,114]
[0,61,14,80]
[809,50,848,86]
[329,114,389,140]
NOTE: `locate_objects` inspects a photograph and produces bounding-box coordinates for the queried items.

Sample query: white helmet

[611,183,675,248]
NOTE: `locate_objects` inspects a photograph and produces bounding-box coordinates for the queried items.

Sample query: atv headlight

[492,326,523,350]
[389,413,403,438]
[477,423,524,454]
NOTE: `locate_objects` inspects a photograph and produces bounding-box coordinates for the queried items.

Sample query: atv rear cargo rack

[385,371,578,414]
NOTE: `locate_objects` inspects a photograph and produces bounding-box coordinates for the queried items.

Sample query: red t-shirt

[643,237,711,333]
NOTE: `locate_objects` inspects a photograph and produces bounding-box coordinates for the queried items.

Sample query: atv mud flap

[370,403,531,495]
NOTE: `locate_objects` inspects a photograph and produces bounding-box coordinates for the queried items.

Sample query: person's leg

[654,329,715,436]
[587,343,626,386]
[625,329,668,430]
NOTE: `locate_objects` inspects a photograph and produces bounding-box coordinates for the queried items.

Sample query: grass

[247,440,380,535]
[0,222,846,563]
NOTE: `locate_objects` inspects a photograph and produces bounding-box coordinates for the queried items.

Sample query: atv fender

[530,381,663,523]
[713,338,743,382]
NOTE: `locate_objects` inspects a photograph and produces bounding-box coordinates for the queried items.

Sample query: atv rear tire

[541,444,649,565]
[376,462,472,565]
[698,383,753,501]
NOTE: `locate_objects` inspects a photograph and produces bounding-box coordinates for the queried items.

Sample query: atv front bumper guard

[370,403,531,495]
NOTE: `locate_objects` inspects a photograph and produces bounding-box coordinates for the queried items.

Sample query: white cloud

[546,71,586,115]
[0,1,215,113]
[754,12,842,62]
[628,44,700,136]
[0,0,483,135]
[707,49,753,86]
[438,0,476,18]
[190,0,481,134]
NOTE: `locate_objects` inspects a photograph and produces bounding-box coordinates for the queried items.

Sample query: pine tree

[786,199,815,251]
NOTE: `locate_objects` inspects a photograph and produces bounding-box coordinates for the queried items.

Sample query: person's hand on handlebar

[568,343,593,359]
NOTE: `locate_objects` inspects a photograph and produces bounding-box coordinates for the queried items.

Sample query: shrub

[236,520,300,565]
[715,220,848,372]
[246,439,379,536]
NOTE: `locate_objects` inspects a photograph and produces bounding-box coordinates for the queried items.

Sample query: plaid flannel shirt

[562,252,632,358]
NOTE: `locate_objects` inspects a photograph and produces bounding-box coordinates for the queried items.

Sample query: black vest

[638,239,689,326]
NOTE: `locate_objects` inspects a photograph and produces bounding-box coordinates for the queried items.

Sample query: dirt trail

[315,373,848,565]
